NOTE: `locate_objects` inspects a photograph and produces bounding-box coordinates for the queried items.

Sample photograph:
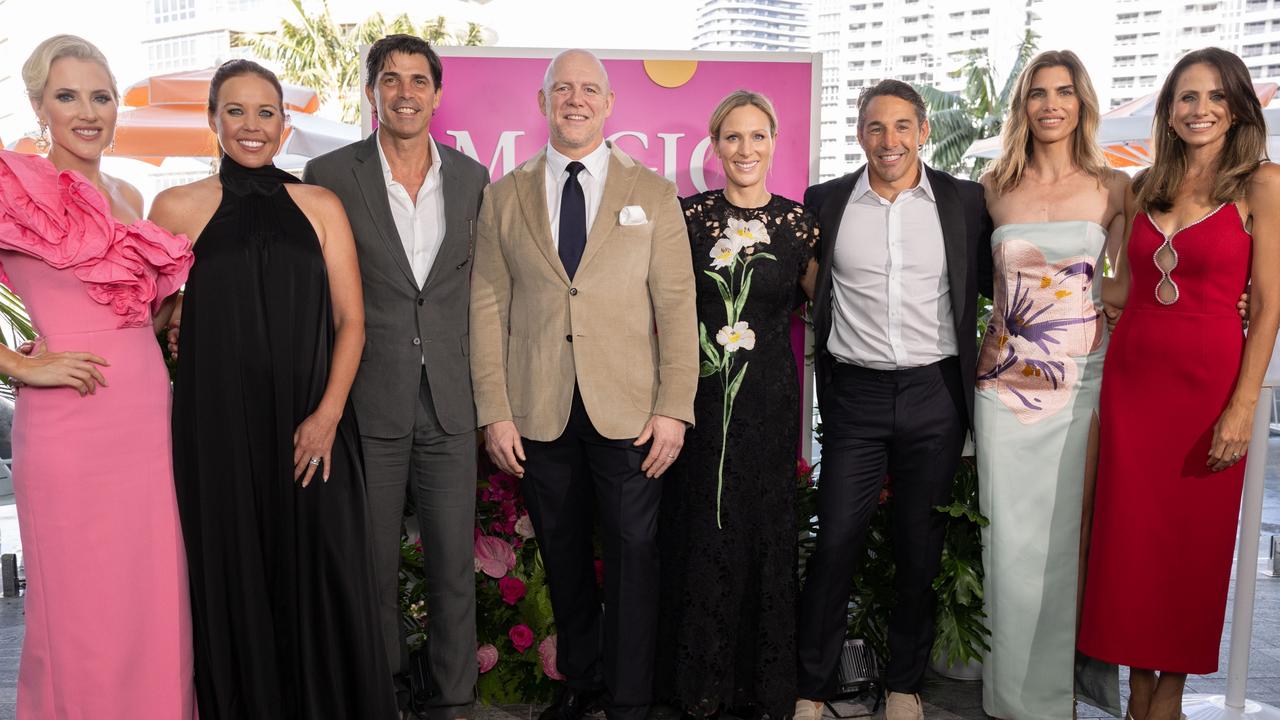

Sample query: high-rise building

[1235,0,1280,84]
[1105,0,1280,109]
[694,0,813,52]
[814,0,1043,179]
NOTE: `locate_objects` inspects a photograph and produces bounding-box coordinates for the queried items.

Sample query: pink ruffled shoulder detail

[0,150,193,327]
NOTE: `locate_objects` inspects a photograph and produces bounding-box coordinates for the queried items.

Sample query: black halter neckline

[218,153,299,197]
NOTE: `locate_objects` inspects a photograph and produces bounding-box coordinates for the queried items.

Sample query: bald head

[542,49,610,97]
[538,48,615,159]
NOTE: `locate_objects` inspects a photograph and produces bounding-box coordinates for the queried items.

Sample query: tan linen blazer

[469,142,698,442]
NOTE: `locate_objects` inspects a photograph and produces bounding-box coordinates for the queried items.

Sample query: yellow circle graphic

[643,60,698,89]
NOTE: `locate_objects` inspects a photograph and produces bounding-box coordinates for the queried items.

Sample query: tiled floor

[1,439,1278,719]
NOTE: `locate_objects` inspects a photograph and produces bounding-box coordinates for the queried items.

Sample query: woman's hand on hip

[12,340,109,396]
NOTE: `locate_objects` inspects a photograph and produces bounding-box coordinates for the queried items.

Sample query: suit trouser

[362,369,477,720]
[797,358,967,698]
[521,388,661,720]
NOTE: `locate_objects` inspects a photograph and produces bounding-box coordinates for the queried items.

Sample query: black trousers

[521,389,661,720]
[797,358,967,698]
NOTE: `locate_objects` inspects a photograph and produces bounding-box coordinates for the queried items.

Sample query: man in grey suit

[304,34,488,720]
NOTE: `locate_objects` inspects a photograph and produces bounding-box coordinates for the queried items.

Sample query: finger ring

[666,453,675,459]
[309,457,321,466]
[1232,452,1241,460]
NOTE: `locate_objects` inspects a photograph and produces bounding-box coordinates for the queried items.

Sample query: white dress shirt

[376,130,446,288]
[544,141,611,247]
[828,164,957,370]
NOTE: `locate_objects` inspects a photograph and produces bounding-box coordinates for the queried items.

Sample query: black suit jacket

[804,164,993,427]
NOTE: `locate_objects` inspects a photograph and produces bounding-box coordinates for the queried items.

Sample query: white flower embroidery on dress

[726,217,771,247]
[696,199,779,529]
[715,321,756,352]
[710,237,741,269]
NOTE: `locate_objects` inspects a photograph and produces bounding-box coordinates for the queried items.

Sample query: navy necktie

[558,161,587,279]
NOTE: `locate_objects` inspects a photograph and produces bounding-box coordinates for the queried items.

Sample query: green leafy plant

[915,28,1039,178]
[234,0,489,124]
[0,286,36,398]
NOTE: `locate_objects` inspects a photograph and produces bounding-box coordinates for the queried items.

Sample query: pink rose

[477,644,498,673]
[474,535,517,579]
[539,634,565,680]
[498,576,526,606]
[509,624,535,654]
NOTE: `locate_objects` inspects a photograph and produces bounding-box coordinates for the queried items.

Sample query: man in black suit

[304,35,489,720]
[794,79,992,720]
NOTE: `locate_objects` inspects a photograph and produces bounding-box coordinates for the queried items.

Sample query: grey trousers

[361,372,477,720]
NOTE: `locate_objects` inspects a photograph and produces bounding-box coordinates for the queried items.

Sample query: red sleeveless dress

[1078,203,1251,674]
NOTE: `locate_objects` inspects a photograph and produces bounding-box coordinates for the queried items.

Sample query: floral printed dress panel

[656,189,816,720]
[973,220,1118,720]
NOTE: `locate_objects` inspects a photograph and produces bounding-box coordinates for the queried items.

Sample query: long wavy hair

[1134,47,1268,213]
[987,50,1107,197]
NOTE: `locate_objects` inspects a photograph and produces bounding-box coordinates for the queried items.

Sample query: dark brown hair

[207,59,283,114]
[1134,47,1268,213]
[857,79,926,129]
[365,34,443,90]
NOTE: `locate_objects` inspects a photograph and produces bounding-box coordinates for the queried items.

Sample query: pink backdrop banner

[421,49,818,200]
[395,49,819,457]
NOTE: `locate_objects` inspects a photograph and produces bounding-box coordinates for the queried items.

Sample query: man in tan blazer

[469,49,697,720]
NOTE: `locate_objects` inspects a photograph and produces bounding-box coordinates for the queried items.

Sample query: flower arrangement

[399,419,988,705]
[399,467,565,705]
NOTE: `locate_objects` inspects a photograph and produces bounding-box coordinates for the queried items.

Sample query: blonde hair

[1134,47,1268,213]
[708,90,779,139]
[987,50,1107,197]
[22,35,119,102]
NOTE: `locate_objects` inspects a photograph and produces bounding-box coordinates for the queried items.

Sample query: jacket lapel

[927,165,968,334]
[353,134,416,288]
[421,146,464,292]
[814,169,861,345]
[513,149,570,286]
[576,144,639,277]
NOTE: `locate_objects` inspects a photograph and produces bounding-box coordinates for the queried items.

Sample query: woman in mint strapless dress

[0,36,194,718]
[974,51,1125,720]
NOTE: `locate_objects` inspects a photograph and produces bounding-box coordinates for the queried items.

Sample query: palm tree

[915,28,1039,179]
[234,0,489,124]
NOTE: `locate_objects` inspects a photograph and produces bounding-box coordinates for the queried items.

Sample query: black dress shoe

[539,687,605,720]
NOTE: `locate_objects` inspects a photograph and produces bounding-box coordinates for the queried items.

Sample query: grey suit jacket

[305,133,489,438]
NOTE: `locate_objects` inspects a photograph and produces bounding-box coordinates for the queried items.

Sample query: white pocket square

[618,206,648,226]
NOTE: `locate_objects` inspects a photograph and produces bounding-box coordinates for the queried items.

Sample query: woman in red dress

[1078,47,1280,720]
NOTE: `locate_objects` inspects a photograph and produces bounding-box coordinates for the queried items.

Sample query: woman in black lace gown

[152,61,395,719]
[657,91,819,720]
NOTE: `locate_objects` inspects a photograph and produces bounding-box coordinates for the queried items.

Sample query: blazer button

[569,287,578,296]
[412,337,421,346]
[417,298,425,306]
[565,335,573,343]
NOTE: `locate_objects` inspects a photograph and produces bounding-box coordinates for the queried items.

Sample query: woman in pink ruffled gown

[0,36,195,718]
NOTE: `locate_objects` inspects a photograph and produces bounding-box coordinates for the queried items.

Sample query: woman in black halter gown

[152,60,395,720]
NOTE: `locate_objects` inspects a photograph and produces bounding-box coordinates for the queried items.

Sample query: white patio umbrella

[965,83,1280,167]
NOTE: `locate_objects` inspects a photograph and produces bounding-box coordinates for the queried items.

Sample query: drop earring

[33,122,50,153]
